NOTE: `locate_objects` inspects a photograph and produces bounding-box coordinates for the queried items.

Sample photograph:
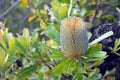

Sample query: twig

[40,58,52,70]
[0,0,20,19]
[68,0,73,17]
[90,0,101,23]
[43,61,52,70]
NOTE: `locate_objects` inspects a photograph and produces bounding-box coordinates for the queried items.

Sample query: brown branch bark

[91,0,101,23]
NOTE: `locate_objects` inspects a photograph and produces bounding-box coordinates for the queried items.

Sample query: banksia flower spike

[60,17,88,59]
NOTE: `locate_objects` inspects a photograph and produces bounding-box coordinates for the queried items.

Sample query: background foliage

[0,0,120,80]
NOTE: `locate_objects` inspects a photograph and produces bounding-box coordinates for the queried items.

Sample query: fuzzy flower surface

[60,17,88,59]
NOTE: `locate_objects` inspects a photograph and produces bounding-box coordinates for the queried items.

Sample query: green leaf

[8,38,15,55]
[38,72,44,80]
[23,28,30,39]
[58,5,68,20]
[45,25,60,44]
[47,46,64,60]
[100,14,118,22]
[31,32,39,45]
[86,10,95,16]
[51,0,68,20]
[32,0,39,4]
[15,29,31,52]
[41,43,63,59]
[52,59,71,76]
[0,51,5,67]
[3,28,9,40]
[19,0,28,8]
[58,0,70,4]
[49,54,64,60]
[94,59,104,66]
[87,44,102,54]
[88,32,92,40]
[86,51,107,58]
[63,60,76,75]
[114,38,120,50]
[80,8,86,17]
[0,36,7,50]
[51,0,60,7]
[73,73,87,80]
[15,37,30,53]
[77,62,87,74]
[51,1,60,19]
[79,0,87,6]
[8,56,16,65]
[17,65,37,77]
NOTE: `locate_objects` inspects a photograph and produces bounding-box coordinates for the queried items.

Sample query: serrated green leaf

[52,59,71,76]
[41,43,64,59]
[74,73,87,80]
[87,44,102,54]
[47,46,64,59]
[63,60,76,75]
[94,59,104,66]
[77,62,87,74]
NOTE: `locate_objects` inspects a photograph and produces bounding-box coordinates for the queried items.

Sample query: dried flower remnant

[60,17,88,59]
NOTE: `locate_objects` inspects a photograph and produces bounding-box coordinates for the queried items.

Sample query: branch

[40,58,52,70]
[90,0,101,23]
[0,0,20,19]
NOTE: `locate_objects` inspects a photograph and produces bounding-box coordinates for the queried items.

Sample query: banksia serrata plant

[60,17,88,59]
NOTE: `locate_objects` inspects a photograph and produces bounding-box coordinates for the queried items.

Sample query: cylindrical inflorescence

[60,17,88,59]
